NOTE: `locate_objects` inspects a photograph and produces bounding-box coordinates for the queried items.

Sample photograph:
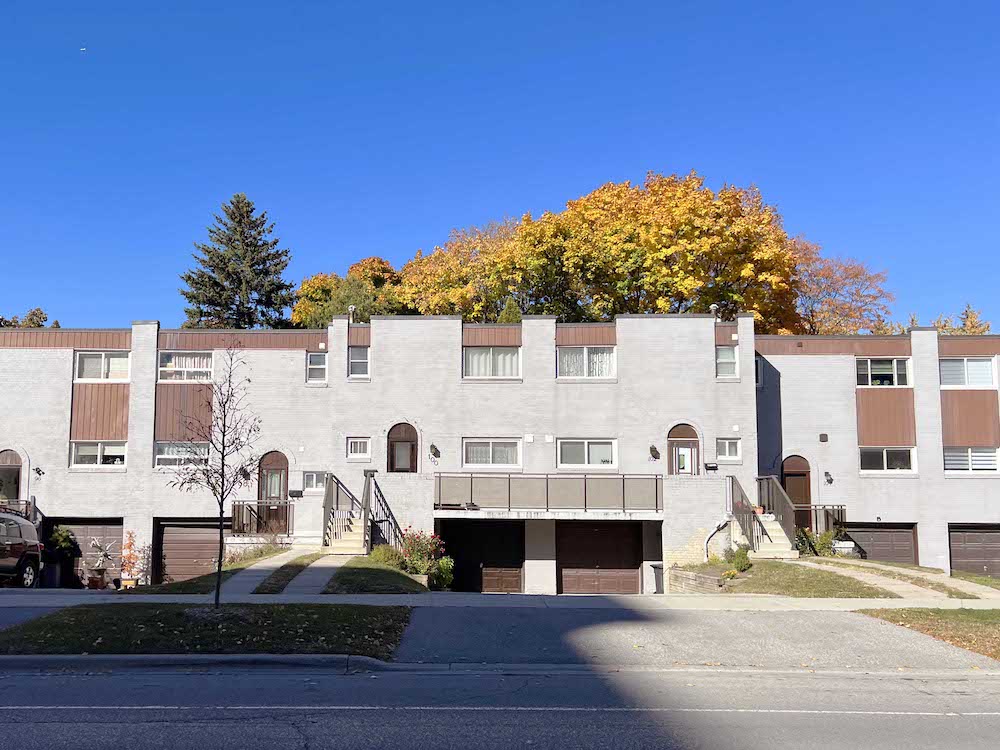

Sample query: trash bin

[651,563,664,594]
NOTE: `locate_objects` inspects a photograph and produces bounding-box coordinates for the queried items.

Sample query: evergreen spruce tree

[180,194,295,328]
[496,297,523,324]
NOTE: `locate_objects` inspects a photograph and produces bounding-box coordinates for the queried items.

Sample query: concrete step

[323,543,366,555]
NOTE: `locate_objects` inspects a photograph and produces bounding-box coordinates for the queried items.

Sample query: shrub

[795,528,838,557]
[431,556,455,590]
[401,528,446,575]
[725,544,752,572]
[721,569,739,580]
[370,544,405,570]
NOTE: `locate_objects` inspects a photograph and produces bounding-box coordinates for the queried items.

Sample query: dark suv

[0,511,42,587]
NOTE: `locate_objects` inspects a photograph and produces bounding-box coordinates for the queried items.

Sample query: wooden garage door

[51,519,124,582]
[158,523,221,584]
[950,526,1000,578]
[557,522,641,594]
[437,520,524,593]
[843,524,917,565]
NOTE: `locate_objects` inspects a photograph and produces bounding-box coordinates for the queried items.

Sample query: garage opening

[437,520,524,593]
[949,525,1000,578]
[841,523,917,565]
[154,518,229,584]
[42,518,124,587]
[557,521,642,594]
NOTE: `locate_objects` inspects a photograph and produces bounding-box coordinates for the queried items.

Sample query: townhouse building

[0,315,998,592]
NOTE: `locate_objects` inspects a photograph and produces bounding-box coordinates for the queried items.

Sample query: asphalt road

[1,666,998,749]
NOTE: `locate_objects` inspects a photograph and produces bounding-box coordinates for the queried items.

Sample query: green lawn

[951,570,1000,591]
[324,557,428,594]
[861,608,1000,661]
[730,560,899,598]
[0,604,410,660]
[808,558,977,599]
[129,544,285,595]
[253,552,325,594]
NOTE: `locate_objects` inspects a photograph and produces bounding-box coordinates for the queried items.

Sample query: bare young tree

[168,343,261,607]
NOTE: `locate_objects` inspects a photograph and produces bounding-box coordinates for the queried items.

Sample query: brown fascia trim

[368,315,464,320]
[755,334,912,356]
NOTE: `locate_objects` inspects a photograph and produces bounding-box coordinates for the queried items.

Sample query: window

[306,352,327,383]
[716,346,737,378]
[348,346,369,378]
[463,346,520,378]
[75,351,130,381]
[303,471,328,490]
[159,351,213,382]
[755,356,764,388]
[944,447,998,472]
[462,438,521,469]
[940,358,995,387]
[856,358,909,387]
[154,442,209,467]
[70,441,126,467]
[716,438,741,461]
[859,447,913,472]
[557,346,616,378]
[557,439,616,469]
[346,437,371,461]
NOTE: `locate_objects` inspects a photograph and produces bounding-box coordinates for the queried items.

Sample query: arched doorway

[667,424,699,476]
[781,455,812,529]
[0,450,22,504]
[387,423,418,473]
[256,451,290,534]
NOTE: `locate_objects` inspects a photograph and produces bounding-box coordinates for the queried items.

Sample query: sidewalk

[280,554,353,595]
[220,547,316,596]
[789,559,948,599]
[816,559,1000,599]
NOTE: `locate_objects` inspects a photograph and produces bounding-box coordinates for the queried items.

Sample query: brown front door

[557,522,642,594]
[781,456,812,529]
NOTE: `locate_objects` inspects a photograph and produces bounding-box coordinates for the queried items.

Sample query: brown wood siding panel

[755,337,911,356]
[714,324,738,346]
[554,324,617,346]
[157,330,327,350]
[69,384,130,441]
[938,337,1000,356]
[0,330,131,349]
[154,385,213,441]
[856,389,916,446]
[941,390,1000,448]
[347,326,371,346]
[461,325,522,346]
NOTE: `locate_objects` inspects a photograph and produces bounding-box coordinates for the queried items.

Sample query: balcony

[231,501,294,536]
[434,472,663,517]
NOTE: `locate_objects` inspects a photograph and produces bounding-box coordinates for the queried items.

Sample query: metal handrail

[433,472,664,513]
[756,476,797,546]
[323,474,364,545]
[369,476,404,551]
[726,476,769,551]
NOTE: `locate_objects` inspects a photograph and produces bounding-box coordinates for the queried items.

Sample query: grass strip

[950,570,1000,591]
[730,560,899,598]
[861,608,1000,661]
[253,552,325,594]
[324,556,428,594]
[129,545,286,595]
[808,558,977,599]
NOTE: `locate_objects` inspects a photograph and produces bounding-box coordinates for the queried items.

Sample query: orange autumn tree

[791,238,894,334]
[292,256,408,327]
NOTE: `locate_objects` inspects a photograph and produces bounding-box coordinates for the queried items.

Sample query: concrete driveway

[396,607,997,670]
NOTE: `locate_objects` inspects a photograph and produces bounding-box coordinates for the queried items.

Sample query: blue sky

[2,1,997,328]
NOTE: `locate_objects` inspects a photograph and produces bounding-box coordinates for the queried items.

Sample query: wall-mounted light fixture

[824,471,834,485]
[704,462,719,472]
[649,445,660,460]
[429,444,441,458]
[33,467,45,477]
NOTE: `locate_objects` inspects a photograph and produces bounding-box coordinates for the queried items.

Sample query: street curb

[0,654,353,672]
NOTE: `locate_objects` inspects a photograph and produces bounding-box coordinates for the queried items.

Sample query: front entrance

[781,455,812,529]
[0,450,21,503]
[437,520,524,593]
[254,451,291,534]
[556,521,642,594]
[387,423,418,473]
[667,424,699,476]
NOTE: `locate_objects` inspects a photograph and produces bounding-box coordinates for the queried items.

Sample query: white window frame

[943,446,999,474]
[73,351,131,383]
[556,346,617,379]
[715,345,739,379]
[157,351,214,383]
[69,440,128,468]
[302,471,329,491]
[462,346,522,380]
[556,438,618,470]
[461,438,523,470]
[154,442,209,467]
[348,346,370,380]
[346,437,372,462]
[856,357,910,388]
[716,438,741,462]
[858,446,916,474]
[306,352,328,383]
[939,357,996,389]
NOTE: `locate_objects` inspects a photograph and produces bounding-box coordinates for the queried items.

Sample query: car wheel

[18,560,38,588]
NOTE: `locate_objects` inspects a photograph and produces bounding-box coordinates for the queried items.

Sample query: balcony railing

[231,501,294,536]
[795,504,847,534]
[434,472,663,513]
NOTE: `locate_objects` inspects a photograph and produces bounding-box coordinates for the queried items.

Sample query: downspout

[705,513,735,563]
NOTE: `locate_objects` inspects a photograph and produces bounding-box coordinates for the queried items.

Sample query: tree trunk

[214,507,225,608]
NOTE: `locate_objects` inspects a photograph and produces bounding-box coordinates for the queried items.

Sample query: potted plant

[42,526,80,588]
[86,537,117,590]
[119,531,140,589]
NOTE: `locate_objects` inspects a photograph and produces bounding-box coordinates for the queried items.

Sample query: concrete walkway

[220,547,317,596]
[280,554,353,595]
[789,559,948,598]
[814,558,1000,599]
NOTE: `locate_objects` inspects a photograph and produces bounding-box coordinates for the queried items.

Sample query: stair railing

[726,476,768,552]
[756,475,798,547]
[364,470,404,552]
[323,474,364,546]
